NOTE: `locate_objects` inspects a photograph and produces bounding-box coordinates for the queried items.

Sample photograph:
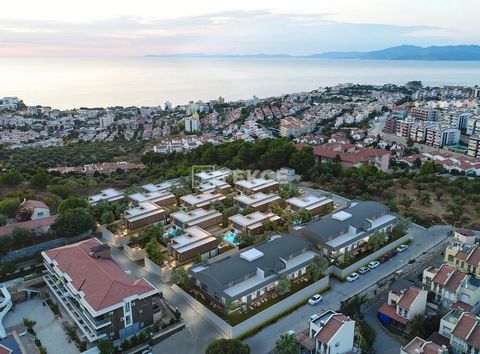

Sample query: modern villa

[188,234,317,308]
[180,192,226,209]
[234,192,282,212]
[42,238,161,342]
[228,211,281,236]
[294,201,398,259]
[128,190,176,207]
[88,188,125,205]
[286,194,334,217]
[170,208,223,230]
[235,178,279,194]
[122,201,166,230]
[168,226,218,263]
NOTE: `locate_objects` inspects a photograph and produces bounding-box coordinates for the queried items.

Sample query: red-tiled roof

[19,199,49,210]
[378,303,409,325]
[431,264,466,292]
[397,287,422,309]
[452,301,473,312]
[0,215,57,236]
[44,238,157,311]
[315,314,349,343]
[0,345,12,354]
[452,312,477,341]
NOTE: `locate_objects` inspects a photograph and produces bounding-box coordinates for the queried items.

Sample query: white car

[368,261,380,269]
[358,266,369,274]
[346,272,359,282]
[308,294,323,305]
[286,330,296,336]
[397,244,409,253]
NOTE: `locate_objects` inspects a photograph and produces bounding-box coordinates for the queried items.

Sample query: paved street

[244,224,452,354]
[110,249,223,354]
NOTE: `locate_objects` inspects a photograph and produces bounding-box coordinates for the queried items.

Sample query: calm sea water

[1,57,480,109]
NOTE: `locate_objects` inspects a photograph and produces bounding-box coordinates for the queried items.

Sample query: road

[244,224,453,354]
[110,248,223,354]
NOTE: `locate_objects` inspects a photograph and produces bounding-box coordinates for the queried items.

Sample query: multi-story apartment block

[425,126,461,148]
[410,107,441,121]
[184,112,201,132]
[42,239,161,342]
[466,117,480,136]
[468,135,480,158]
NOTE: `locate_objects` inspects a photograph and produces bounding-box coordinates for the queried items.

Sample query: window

[38,212,44,216]
[125,302,131,312]
[448,255,454,262]
[125,315,131,326]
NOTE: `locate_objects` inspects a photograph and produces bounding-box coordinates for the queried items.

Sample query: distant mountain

[145,45,480,61]
[310,45,480,61]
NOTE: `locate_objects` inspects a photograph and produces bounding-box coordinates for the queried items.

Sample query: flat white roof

[141,181,174,193]
[234,192,281,207]
[171,208,221,224]
[129,190,174,203]
[287,194,332,209]
[170,226,216,253]
[332,211,352,221]
[235,178,279,191]
[195,169,231,181]
[181,192,224,206]
[89,188,124,203]
[240,248,264,262]
[198,178,230,192]
[229,211,270,227]
[123,201,164,221]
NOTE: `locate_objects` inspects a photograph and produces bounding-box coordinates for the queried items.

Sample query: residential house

[235,178,279,194]
[170,208,223,230]
[294,201,398,259]
[401,337,448,354]
[128,190,176,207]
[298,310,355,354]
[228,211,281,236]
[286,194,334,217]
[440,308,480,353]
[88,188,125,205]
[180,192,225,209]
[234,192,282,212]
[122,201,166,230]
[188,234,317,309]
[378,286,428,330]
[445,241,480,277]
[17,199,50,220]
[168,226,218,263]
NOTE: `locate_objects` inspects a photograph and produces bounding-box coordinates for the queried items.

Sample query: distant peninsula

[146,45,480,61]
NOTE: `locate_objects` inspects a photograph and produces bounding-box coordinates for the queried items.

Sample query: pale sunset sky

[0,0,478,56]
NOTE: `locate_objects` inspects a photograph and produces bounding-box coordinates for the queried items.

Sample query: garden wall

[171,275,329,338]
[123,243,146,261]
[144,256,172,282]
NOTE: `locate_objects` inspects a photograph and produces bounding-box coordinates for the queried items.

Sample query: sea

[1,57,480,109]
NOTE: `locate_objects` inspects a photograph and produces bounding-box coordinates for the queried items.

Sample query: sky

[0,0,479,56]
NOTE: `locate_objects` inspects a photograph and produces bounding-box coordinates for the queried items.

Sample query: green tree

[447,203,464,223]
[58,197,88,213]
[48,185,72,199]
[142,223,164,240]
[171,267,188,285]
[395,217,412,233]
[205,339,250,354]
[435,190,443,201]
[11,228,34,248]
[275,333,299,354]
[97,339,115,354]
[30,171,51,188]
[145,237,164,265]
[101,210,115,225]
[277,275,291,295]
[368,230,386,251]
[418,192,431,206]
[307,255,328,281]
[52,207,95,237]
[406,137,414,148]
[399,196,414,210]
[289,145,315,177]
[0,214,7,226]
[0,198,21,218]
[1,171,23,186]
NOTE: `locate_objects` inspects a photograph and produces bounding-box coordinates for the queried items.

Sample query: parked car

[310,314,320,321]
[286,330,296,336]
[397,244,409,253]
[308,294,323,305]
[379,255,389,263]
[358,266,369,274]
[389,250,398,258]
[346,272,360,282]
[368,261,380,269]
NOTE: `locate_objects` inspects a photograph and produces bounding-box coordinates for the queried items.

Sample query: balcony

[44,274,109,342]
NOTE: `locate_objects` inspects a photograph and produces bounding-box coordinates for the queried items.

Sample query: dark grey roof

[299,201,395,250]
[189,234,312,296]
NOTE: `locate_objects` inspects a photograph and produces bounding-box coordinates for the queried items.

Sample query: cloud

[0,10,461,56]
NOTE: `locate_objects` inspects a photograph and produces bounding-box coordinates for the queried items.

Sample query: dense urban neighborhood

[0,81,480,354]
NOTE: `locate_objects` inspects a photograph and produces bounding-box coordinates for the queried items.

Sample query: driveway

[244,225,452,354]
[110,248,223,354]
[3,297,78,354]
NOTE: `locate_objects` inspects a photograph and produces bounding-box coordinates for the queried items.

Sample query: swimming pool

[224,233,240,245]
[163,228,179,238]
